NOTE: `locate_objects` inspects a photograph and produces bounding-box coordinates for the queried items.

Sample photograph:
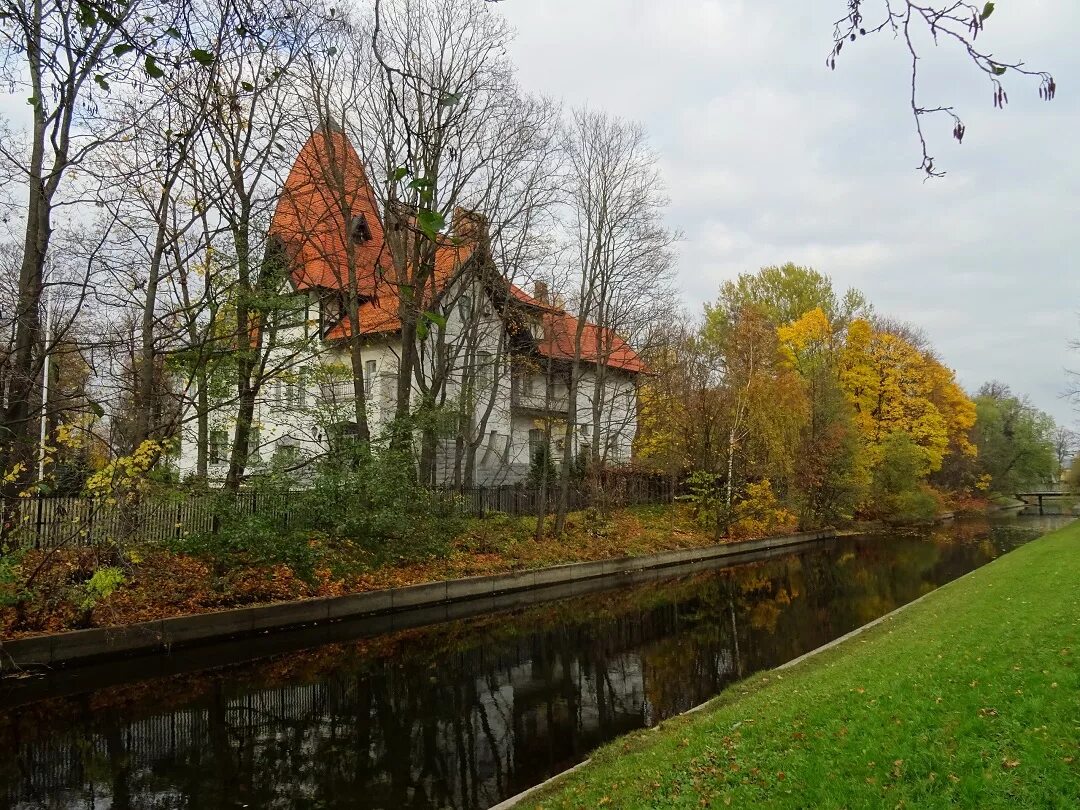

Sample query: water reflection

[0,513,1071,809]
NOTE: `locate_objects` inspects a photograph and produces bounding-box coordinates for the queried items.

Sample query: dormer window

[350,213,372,244]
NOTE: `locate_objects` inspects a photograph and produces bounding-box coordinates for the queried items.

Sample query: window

[476,351,493,395]
[209,429,228,466]
[459,294,473,320]
[606,431,621,458]
[248,427,261,464]
[529,428,545,460]
[328,421,362,453]
[287,370,307,407]
[365,360,377,397]
[350,213,372,243]
[274,441,300,467]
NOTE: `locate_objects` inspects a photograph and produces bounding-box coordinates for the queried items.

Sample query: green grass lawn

[524,520,1080,809]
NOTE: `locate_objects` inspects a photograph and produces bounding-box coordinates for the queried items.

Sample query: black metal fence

[443,473,675,518]
[2,472,675,549]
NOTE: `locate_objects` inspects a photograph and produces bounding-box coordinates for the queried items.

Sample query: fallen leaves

[2,505,732,638]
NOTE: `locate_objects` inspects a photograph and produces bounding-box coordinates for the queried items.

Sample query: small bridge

[1016,490,1073,514]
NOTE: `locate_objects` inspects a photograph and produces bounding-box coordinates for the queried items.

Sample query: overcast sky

[1,2,1075,422]
[501,0,1080,425]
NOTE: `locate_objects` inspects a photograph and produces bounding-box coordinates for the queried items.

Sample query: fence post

[478,486,486,519]
[35,496,44,550]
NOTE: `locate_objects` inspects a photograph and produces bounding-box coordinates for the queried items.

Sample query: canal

[0,511,1071,809]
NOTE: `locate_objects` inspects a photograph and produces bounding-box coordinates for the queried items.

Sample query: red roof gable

[270,128,386,296]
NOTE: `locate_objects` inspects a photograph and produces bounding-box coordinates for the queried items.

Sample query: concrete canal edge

[0,529,835,672]
[490,558,981,809]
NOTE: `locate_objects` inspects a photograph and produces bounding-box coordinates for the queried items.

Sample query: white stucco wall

[177,282,640,486]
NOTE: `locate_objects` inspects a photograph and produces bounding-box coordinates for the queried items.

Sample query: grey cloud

[502,0,1080,423]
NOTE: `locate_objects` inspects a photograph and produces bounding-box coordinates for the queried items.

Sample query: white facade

[177,275,641,486]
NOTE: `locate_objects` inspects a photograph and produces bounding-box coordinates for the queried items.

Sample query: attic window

[350,213,372,244]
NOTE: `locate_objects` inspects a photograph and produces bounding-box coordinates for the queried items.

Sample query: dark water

[0,512,1072,809]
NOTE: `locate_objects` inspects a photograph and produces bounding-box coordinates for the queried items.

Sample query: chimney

[452,207,488,243]
[533,280,549,305]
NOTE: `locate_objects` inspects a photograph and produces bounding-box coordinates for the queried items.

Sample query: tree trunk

[346,304,371,451]
[2,36,50,498]
[196,370,209,479]
[390,321,417,452]
[225,201,255,491]
[418,425,438,486]
[132,192,170,450]
[553,364,578,536]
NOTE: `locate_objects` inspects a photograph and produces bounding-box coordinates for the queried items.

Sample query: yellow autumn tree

[925,356,978,460]
[838,318,975,477]
[635,379,687,472]
[777,306,835,372]
[778,308,867,525]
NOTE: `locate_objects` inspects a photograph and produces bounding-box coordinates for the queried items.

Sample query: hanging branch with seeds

[829,1,1056,178]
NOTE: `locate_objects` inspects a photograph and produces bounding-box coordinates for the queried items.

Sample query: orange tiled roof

[507,282,558,311]
[538,311,647,374]
[324,242,475,339]
[272,130,643,373]
[270,128,386,295]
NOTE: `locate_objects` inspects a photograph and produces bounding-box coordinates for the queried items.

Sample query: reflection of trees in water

[4,518,1054,809]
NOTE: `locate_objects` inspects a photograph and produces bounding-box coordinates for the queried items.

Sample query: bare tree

[359,0,521,456]
[553,108,676,534]
[829,1,1057,177]
[1052,424,1078,475]
[93,51,225,458]
[0,0,163,500]
[185,0,332,490]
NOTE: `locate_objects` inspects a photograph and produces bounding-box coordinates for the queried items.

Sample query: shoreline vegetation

[0,502,797,641]
[0,497,1013,643]
[519,518,1080,809]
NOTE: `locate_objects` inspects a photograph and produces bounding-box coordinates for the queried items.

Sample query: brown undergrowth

[1,504,782,640]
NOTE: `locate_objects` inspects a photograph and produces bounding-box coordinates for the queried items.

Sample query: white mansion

[177,130,644,485]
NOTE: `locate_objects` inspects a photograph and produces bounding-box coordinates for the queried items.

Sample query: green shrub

[679,470,732,539]
[173,502,322,579]
[78,566,126,612]
[870,431,940,522]
[526,441,558,489]
[172,450,466,580]
[0,550,26,608]
[884,487,940,523]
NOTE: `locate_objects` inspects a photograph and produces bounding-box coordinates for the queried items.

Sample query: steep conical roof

[270,127,386,295]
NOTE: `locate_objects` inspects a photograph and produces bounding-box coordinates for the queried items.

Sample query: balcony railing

[511,388,569,414]
[319,380,374,401]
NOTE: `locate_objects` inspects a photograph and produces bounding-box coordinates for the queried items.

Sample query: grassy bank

[1,504,763,639]
[523,519,1080,809]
